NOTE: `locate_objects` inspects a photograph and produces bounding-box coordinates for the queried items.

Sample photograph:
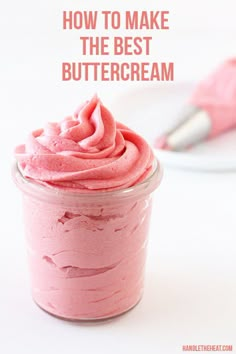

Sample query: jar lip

[13,158,163,202]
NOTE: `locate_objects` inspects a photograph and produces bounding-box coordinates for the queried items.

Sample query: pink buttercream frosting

[15,95,153,191]
[190,58,236,137]
[14,96,160,320]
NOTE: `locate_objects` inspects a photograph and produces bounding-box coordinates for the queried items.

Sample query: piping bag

[155,59,236,151]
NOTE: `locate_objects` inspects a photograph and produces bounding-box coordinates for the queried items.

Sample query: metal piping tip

[155,106,212,151]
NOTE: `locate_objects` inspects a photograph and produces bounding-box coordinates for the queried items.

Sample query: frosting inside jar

[14,96,159,320]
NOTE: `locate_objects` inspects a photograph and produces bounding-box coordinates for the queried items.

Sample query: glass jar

[13,160,162,320]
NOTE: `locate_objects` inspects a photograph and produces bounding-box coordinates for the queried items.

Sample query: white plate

[110,82,236,172]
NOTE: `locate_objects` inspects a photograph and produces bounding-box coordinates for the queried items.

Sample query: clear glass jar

[13,160,162,320]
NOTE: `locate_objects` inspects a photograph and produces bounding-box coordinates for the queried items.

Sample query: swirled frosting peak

[15,95,154,191]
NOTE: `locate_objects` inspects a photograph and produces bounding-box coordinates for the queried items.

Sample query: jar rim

[12,158,163,203]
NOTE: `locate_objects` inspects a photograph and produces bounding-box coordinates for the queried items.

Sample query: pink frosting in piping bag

[15,95,153,191]
[154,58,236,151]
[190,58,236,138]
[14,96,159,320]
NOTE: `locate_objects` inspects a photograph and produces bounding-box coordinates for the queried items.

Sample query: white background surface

[1,0,236,353]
